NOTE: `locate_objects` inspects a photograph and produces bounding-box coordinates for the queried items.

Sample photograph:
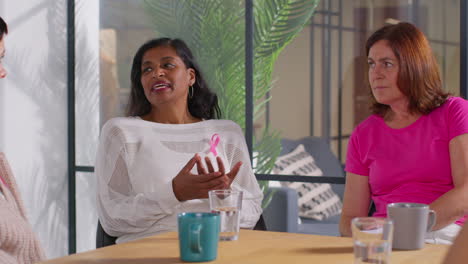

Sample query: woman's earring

[189,85,194,99]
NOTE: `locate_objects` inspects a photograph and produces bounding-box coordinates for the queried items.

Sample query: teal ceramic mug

[177,212,220,262]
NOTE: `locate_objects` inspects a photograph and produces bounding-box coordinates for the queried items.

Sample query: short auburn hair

[366,22,449,116]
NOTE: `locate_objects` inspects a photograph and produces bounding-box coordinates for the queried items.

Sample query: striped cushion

[273,144,342,220]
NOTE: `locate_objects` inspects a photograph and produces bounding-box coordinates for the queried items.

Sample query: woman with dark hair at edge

[0,16,46,263]
[0,16,7,78]
[339,22,468,244]
[95,38,263,243]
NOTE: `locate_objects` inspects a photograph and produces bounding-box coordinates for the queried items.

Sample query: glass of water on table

[351,217,393,264]
[208,190,243,241]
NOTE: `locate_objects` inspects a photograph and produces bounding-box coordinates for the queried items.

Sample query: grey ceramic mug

[387,203,436,250]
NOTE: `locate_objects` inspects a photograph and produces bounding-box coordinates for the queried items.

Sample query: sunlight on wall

[0,0,100,258]
[0,0,68,258]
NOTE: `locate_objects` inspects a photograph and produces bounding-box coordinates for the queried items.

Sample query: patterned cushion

[273,144,342,220]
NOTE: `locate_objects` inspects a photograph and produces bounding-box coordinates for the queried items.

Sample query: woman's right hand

[172,154,231,201]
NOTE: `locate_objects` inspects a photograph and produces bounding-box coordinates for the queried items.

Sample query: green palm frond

[254,0,319,57]
[253,126,282,208]
[254,128,282,174]
[143,0,224,45]
[143,1,186,38]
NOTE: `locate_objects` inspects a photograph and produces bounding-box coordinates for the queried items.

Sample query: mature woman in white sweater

[0,16,46,263]
[95,38,263,243]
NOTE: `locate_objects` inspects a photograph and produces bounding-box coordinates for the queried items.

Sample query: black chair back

[96,220,117,248]
[253,214,267,231]
[368,201,376,216]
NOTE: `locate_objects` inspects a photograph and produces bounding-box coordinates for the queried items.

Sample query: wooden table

[41,230,449,264]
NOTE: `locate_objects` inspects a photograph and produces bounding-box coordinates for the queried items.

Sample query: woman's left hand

[198,156,242,189]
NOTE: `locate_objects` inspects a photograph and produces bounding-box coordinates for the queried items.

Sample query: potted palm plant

[143,0,319,207]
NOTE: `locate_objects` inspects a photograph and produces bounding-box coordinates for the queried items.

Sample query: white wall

[0,0,100,258]
[0,0,68,258]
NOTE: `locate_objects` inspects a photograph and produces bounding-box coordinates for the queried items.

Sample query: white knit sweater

[95,117,263,243]
[0,153,45,263]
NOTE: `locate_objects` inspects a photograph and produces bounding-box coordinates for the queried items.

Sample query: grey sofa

[262,137,345,236]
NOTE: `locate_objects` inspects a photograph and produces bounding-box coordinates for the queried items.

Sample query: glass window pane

[76,172,98,253]
[100,0,158,126]
[76,0,100,166]
[267,0,460,170]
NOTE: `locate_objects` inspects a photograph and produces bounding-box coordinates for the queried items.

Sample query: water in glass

[353,239,390,264]
[212,206,239,241]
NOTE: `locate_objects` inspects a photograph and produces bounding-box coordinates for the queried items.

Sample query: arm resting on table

[339,173,371,237]
[430,133,468,230]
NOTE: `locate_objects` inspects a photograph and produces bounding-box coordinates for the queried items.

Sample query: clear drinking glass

[352,217,393,264]
[208,190,243,241]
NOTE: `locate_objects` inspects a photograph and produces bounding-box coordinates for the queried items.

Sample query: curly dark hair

[366,22,449,116]
[0,17,8,40]
[127,38,221,120]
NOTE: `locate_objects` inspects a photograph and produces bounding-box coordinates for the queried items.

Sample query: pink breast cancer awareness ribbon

[209,134,220,157]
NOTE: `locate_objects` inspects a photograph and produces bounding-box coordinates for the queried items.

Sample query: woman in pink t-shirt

[339,22,468,244]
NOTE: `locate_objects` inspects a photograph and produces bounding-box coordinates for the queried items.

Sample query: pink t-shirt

[345,97,468,225]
